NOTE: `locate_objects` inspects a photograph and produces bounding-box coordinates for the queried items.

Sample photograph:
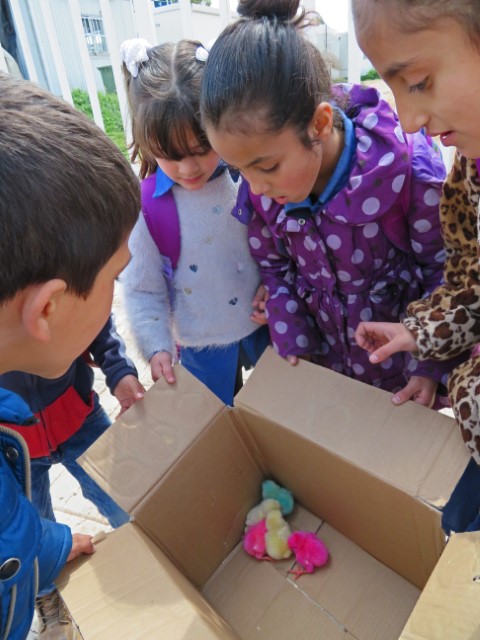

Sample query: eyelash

[261,164,279,174]
[408,78,428,94]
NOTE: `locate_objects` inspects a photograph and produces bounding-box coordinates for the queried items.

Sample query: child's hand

[150,351,176,384]
[251,284,269,325]
[355,322,417,362]
[285,354,311,366]
[113,374,145,417]
[67,533,96,562]
[391,376,438,408]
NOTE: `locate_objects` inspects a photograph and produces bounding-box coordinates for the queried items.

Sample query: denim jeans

[30,392,129,529]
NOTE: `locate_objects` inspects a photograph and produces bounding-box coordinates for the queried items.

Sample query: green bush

[361,68,380,81]
[72,88,128,159]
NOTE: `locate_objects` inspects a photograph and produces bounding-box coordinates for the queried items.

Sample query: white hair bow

[120,38,152,78]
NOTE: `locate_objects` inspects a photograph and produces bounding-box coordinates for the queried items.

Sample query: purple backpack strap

[141,174,181,271]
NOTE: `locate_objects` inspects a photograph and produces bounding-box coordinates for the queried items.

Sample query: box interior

[59,349,471,640]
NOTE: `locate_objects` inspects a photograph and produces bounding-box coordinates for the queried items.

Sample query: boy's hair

[0,74,140,305]
[123,40,211,179]
[200,0,335,148]
[352,0,480,48]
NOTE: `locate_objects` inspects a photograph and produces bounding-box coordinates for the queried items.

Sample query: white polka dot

[363,112,378,129]
[267,253,278,260]
[259,260,272,267]
[353,363,365,375]
[326,235,342,250]
[273,286,289,296]
[352,249,364,264]
[363,222,379,239]
[360,307,372,321]
[411,240,422,253]
[347,327,356,339]
[338,271,351,282]
[319,343,329,355]
[321,267,331,278]
[400,270,412,282]
[353,279,365,287]
[379,152,395,167]
[362,197,380,215]
[286,300,298,313]
[435,249,446,263]
[335,215,348,223]
[374,259,382,270]
[388,248,396,259]
[407,359,418,372]
[249,237,261,250]
[297,255,306,266]
[326,334,337,346]
[350,175,362,190]
[413,219,432,233]
[358,135,372,153]
[424,188,440,206]
[320,310,329,322]
[380,357,393,370]
[304,236,317,252]
[274,321,288,334]
[347,295,357,304]
[296,335,308,348]
[394,125,405,143]
[309,271,321,280]
[261,226,272,238]
[261,195,272,210]
[392,175,405,193]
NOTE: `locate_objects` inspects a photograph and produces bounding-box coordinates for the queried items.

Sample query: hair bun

[236,0,300,20]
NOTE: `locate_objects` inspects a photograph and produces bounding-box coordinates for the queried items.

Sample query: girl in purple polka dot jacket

[200,0,466,409]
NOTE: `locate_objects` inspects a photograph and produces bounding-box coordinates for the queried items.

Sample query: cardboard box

[57,348,479,639]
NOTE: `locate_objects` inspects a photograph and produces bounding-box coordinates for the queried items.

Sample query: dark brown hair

[0,73,139,304]
[200,0,334,147]
[352,0,480,47]
[123,40,211,179]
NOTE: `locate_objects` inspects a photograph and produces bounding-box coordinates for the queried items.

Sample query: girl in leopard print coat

[353,0,480,472]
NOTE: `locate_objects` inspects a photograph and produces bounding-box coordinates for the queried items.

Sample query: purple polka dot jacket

[233,83,460,393]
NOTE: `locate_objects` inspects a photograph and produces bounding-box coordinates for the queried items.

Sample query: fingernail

[370,354,379,363]
[392,396,400,405]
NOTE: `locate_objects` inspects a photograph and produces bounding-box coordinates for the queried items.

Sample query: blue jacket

[0,389,71,640]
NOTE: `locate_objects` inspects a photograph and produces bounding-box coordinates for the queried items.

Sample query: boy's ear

[309,102,334,142]
[21,279,68,343]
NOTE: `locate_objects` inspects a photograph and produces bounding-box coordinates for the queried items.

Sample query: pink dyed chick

[243,519,268,560]
[287,531,329,580]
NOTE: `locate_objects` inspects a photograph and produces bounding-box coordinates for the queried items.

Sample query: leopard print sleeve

[404,153,480,360]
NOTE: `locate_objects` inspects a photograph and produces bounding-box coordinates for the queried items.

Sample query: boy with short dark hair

[0,73,140,640]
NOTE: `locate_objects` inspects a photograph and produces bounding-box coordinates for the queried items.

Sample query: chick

[264,508,292,560]
[245,498,281,528]
[287,531,329,579]
[243,520,268,559]
[262,479,294,515]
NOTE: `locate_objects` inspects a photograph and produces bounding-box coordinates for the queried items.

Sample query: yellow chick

[245,498,280,528]
[265,508,292,560]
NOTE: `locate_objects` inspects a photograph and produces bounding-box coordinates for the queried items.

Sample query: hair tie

[195,45,209,63]
[120,38,152,78]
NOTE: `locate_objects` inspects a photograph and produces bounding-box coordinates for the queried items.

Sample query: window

[81,16,108,55]
[152,0,179,7]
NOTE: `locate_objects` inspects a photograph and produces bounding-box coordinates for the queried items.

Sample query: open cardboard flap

[59,348,474,639]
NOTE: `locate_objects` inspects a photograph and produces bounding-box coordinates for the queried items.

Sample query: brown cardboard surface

[62,349,473,640]
[400,532,480,640]
[78,370,224,514]
[203,520,419,640]
[133,411,264,587]
[235,349,468,507]
[57,524,238,639]
[234,406,444,588]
